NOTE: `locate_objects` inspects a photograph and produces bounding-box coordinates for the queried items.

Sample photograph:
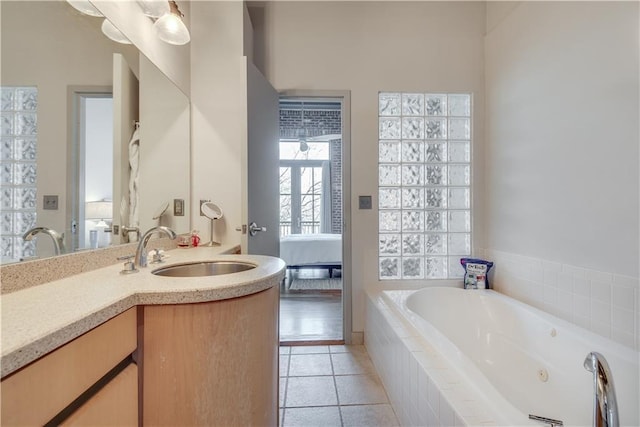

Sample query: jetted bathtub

[366,287,639,426]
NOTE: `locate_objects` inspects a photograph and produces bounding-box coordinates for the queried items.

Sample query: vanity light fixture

[153,1,191,46]
[66,0,103,17]
[137,0,170,18]
[101,19,132,45]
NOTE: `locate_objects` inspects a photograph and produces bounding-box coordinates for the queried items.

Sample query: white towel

[128,127,140,237]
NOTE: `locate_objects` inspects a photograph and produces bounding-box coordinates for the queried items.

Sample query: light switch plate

[359,195,372,210]
[43,195,58,210]
[173,199,184,216]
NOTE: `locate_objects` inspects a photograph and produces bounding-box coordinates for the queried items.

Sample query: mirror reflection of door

[69,90,113,252]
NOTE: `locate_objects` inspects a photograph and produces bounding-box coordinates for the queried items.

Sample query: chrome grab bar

[584,352,619,427]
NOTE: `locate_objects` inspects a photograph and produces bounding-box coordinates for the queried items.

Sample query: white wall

[256,1,487,333]
[190,1,248,246]
[139,54,191,234]
[485,2,639,278]
[484,2,639,349]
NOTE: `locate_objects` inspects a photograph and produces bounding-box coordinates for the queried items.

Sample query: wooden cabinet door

[143,286,279,426]
[61,363,138,426]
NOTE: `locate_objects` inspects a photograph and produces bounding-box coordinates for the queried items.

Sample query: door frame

[279,90,352,344]
[66,86,113,252]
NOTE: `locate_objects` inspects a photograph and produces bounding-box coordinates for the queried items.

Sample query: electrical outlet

[174,199,184,216]
[199,199,210,216]
[43,195,58,210]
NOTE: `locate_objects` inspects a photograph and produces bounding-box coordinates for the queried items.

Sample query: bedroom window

[378,92,471,280]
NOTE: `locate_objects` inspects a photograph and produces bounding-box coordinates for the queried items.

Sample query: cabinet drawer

[1,307,137,426]
[61,363,138,426]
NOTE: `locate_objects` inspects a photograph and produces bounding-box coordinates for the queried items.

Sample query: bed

[279,233,342,281]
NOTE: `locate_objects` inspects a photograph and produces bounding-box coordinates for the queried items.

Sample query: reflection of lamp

[153,1,191,46]
[85,201,113,227]
[101,19,132,45]
[66,0,103,17]
[66,0,190,46]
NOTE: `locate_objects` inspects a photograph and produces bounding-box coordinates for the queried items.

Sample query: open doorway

[278,97,345,344]
[68,90,114,252]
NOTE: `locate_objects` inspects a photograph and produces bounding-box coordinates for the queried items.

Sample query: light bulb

[67,0,103,17]
[101,19,132,45]
[153,1,190,45]
[137,0,170,18]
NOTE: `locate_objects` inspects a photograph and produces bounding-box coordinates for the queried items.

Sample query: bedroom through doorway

[278,96,344,343]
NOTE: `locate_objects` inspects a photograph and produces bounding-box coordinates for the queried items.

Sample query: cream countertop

[0,246,286,378]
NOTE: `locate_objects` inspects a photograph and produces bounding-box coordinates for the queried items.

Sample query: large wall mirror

[1,0,191,263]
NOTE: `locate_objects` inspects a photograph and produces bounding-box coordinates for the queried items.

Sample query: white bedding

[279,233,342,266]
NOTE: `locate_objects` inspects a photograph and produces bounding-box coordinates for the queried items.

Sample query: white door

[244,63,279,256]
[112,53,139,244]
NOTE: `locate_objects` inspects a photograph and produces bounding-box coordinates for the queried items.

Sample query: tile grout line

[328,351,345,427]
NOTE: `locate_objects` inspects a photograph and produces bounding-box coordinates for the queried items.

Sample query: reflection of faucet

[135,226,177,268]
[584,352,619,427]
[121,225,140,242]
[22,227,66,255]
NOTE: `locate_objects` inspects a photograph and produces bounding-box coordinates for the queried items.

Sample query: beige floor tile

[335,374,389,405]
[329,344,368,356]
[290,345,331,354]
[280,355,290,377]
[280,346,292,355]
[331,351,376,376]
[283,406,342,427]
[289,353,333,377]
[286,376,338,407]
[340,404,399,427]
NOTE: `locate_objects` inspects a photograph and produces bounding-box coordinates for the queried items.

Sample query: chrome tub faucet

[584,352,619,427]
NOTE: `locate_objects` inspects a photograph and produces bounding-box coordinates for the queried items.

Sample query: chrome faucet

[135,226,177,268]
[584,352,619,427]
[22,226,66,255]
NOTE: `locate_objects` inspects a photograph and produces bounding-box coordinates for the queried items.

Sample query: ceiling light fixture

[101,19,132,45]
[153,1,191,46]
[66,0,103,17]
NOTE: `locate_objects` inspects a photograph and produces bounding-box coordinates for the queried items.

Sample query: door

[112,53,139,244]
[244,62,280,256]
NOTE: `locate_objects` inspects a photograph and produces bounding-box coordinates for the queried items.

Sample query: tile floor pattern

[279,345,399,427]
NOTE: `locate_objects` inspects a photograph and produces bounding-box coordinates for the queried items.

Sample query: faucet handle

[118,254,139,275]
[149,248,166,264]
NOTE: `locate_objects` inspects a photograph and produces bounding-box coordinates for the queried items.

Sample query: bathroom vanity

[0,247,285,426]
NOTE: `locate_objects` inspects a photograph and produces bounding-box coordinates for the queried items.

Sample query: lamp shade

[85,201,113,221]
[101,19,132,44]
[67,0,103,17]
[153,1,190,45]
[137,0,170,18]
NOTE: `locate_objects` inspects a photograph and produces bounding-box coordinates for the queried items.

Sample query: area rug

[289,278,342,291]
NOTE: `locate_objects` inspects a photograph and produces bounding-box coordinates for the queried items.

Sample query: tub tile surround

[365,292,497,427]
[479,248,640,351]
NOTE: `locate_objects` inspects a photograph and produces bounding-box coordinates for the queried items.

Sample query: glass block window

[378,92,471,280]
[1,87,37,262]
